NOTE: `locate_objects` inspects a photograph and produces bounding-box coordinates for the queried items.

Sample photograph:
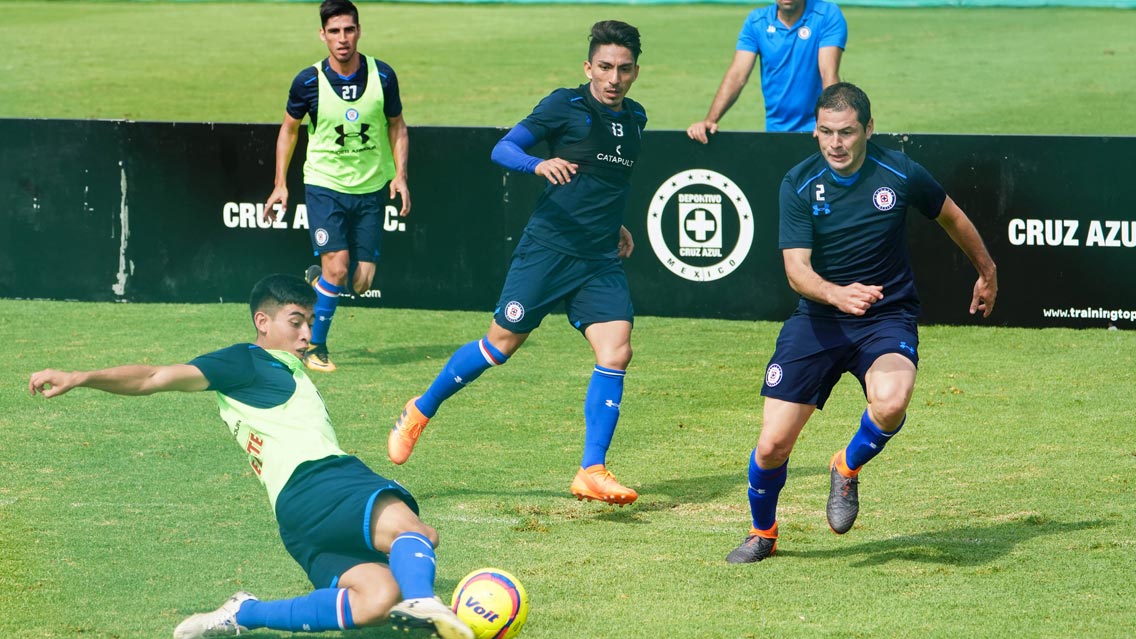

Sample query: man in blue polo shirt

[726,83,998,563]
[687,0,846,138]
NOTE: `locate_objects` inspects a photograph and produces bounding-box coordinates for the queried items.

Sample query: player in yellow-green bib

[28,275,472,639]
[264,0,410,374]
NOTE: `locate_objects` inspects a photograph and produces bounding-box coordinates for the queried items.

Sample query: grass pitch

[2,2,1135,637]
[0,2,1134,134]
[3,301,1134,638]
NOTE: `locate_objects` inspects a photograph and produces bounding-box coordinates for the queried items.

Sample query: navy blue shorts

[304,184,386,261]
[760,312,919,409]
[274,455,418,589]
[493,235,634,334]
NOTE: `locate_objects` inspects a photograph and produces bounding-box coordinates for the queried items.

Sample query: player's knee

[346,585,401,626]
[597,343,632,370]
[755,438,791,467]
[869,399,908,431]
[322,262,349,286]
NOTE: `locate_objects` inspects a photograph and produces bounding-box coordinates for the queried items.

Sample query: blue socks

[581,365,625,468]
[845,409,905,471]
[389,532,437,601]
[236,588,354,632]
[747,451,787,531]
[232,533,439,631]
[311,276,342,346]
[416,337,509,418]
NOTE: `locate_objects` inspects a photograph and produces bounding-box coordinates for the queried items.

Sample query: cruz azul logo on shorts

[765,363,784,387]
[873,187,897,211]
[503,301,525,323]
[647,170,755,283]
[345,108,360,122]
[314,228,330,246]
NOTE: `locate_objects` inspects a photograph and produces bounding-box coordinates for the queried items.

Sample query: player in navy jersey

[726,83,998,563]
[263,0,410,373]
[687,0,846,138]
[389,21,646,505]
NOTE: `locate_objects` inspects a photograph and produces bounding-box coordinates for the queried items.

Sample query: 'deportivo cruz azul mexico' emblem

[647,170,755,282]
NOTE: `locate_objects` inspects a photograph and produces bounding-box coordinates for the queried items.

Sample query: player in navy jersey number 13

[727,83,998,563]
[263,0,411,374]
[389,21,647,506]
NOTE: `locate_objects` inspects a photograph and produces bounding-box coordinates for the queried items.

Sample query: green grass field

[0,2,1134,134]
[2,1,1135,637]
[2,302,1134,638]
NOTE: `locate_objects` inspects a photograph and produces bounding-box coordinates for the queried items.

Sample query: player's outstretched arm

[29,364,209,399]
[935,197,998,317]
[687,50,757,144]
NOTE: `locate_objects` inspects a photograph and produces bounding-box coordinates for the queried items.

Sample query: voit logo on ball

[647,169,754,282]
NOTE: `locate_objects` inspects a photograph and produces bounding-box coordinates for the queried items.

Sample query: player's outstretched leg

[827,449,861,534]
[389,337,510,464]
[173,591,257,638]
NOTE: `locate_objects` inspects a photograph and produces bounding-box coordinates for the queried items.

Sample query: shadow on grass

[339,344,459,367]
[777,517,1108,567]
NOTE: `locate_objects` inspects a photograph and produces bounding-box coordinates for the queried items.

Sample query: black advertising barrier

[1,119,1132,329]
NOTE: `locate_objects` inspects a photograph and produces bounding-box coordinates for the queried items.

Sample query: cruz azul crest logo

[647,170,755,282]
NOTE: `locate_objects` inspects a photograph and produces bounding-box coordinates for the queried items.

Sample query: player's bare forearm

[28,364,208,399]
[936,198,998,315]
[265,116,302,221]
[818,47,843,88]
[783,248,882,315]
[387,115,411,215]
[688,52,755,143]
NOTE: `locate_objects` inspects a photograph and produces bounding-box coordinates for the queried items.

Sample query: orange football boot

[570,464,638,505]
[389,397,429,465]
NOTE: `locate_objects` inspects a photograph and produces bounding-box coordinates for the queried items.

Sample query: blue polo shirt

[779,142,947,319]
[737,0,847,132]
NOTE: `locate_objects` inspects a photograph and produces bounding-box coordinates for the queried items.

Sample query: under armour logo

[812,203,832,216]
[334,123,371,146]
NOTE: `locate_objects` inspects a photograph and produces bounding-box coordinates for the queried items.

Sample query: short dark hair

[815,82,872,129]
[249,274,316,318]
[320,0,359,27]
[588,20,642,63]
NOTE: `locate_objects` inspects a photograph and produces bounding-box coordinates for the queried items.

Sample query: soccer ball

[450,568,530,639]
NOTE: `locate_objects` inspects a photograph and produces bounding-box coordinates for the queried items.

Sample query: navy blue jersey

[779,142,947,318]
[189,343,297,409]
[286,56,402,125]
[518,84,648,259]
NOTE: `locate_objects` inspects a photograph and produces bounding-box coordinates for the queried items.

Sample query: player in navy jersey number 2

[264,0,411,374]
[389,21,647,506]
[727,83,999,563]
